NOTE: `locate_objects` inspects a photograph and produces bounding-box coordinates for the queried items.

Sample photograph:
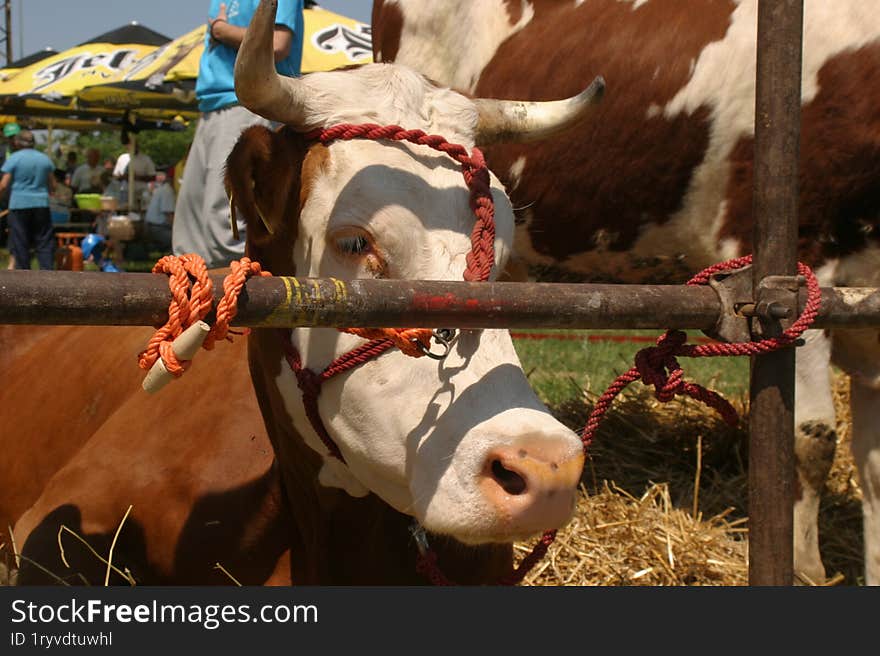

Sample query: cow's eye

[336,234,370,255]
[329,228,386,276]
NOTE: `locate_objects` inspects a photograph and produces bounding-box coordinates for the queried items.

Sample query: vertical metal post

[2,1,12,66]
[749,0,804,585]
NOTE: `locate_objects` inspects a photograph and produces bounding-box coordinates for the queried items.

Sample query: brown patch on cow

[473,0,736,263]
[371,0,402,62]
[226,125,311,276]
[502,0,524,24]
[720,42,880,266]
[299,142,331,217]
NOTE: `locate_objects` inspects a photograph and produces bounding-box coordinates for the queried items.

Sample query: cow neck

[281,123,497,463]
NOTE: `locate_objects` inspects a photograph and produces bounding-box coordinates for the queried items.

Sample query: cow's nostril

[491,459,527,495]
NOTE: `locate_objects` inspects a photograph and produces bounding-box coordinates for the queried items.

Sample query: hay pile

[516,372,864,586]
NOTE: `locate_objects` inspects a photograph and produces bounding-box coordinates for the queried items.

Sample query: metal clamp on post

[743,274,804,340]
[705,264,754,343]
[704,264,805,344]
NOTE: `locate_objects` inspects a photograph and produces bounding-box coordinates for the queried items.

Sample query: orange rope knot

[138,255,271,377]
[341,327,433,358]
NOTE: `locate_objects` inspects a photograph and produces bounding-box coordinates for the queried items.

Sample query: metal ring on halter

[415,328,459,360]
[409,522,430,556]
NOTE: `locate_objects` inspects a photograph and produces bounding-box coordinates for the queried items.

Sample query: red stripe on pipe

[510,332,716,344]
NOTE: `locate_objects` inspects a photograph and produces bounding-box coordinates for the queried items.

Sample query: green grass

[0,246,164,272]
[513,329,750,408]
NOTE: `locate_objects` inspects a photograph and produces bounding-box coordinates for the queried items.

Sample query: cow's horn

[473,76,605,145]
[234,0,309,127]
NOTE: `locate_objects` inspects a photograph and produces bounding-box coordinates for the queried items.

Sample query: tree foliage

[46,122,196,169]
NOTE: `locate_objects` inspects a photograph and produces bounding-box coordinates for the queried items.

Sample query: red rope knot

[634,330,688,403]
[294,367,323,399]
[205,257,272,350]
[581,256,822,453]
[633,331,738,426]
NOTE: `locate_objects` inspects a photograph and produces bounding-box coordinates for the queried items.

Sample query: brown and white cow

[371,0,880,584]
[1,0,605,585]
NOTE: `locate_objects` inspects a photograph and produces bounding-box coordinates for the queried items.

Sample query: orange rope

[340,327,433,358]
[204,257,272,350]
[138,255,271,377]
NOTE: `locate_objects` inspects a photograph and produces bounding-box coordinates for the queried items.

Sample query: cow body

[372,0,880,584]
[1,325,291,585]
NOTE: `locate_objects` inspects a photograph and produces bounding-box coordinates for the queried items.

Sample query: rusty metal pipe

[1,271,878,330]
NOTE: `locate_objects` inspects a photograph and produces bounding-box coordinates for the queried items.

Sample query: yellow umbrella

[301,5,373,73]
[0,22,170,118]
[0,49,129,136]
[75,24,204,120]
[75,6,372,118]
[0,114,116,132]
[0,48,58,84]
[160,7,372,80]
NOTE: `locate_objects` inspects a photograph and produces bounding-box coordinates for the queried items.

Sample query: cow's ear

[224,125,306,249]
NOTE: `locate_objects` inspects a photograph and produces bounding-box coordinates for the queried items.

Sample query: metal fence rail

[2,270,879,330]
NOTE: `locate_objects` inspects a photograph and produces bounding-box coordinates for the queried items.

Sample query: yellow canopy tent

[0,48,137,149]
[0,23,171,121]
[0,48,58,83]
[75,6,373,117]
[149,6,373,81]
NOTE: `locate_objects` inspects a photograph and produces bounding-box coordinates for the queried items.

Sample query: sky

[13,0,373,60]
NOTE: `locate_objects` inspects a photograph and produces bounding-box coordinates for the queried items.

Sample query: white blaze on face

[385,0,535,92]
[268,64,583,542]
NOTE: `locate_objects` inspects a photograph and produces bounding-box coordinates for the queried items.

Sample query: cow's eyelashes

[337,234,370,255]
[330,230,386,275]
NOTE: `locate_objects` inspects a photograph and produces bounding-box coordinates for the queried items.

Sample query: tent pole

[128,132,136,214]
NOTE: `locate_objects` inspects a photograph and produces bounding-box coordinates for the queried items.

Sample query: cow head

[225,0,603,545]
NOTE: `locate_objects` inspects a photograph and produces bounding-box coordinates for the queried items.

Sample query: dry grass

[515,371,865,586]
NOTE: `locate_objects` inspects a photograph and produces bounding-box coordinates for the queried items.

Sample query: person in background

[64,151,78,184]
[172,0,304,268]
[70,147,103,194]
[50,169,73,212]
[100,158,119,197]
[0,129,56,270]
[0,122,19,170]
[145,167,176,252]
[116,145,156,212]
[0,122,20,249]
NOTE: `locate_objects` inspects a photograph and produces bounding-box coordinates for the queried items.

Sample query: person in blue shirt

[0,130,57,270]
[172,0,304,269]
